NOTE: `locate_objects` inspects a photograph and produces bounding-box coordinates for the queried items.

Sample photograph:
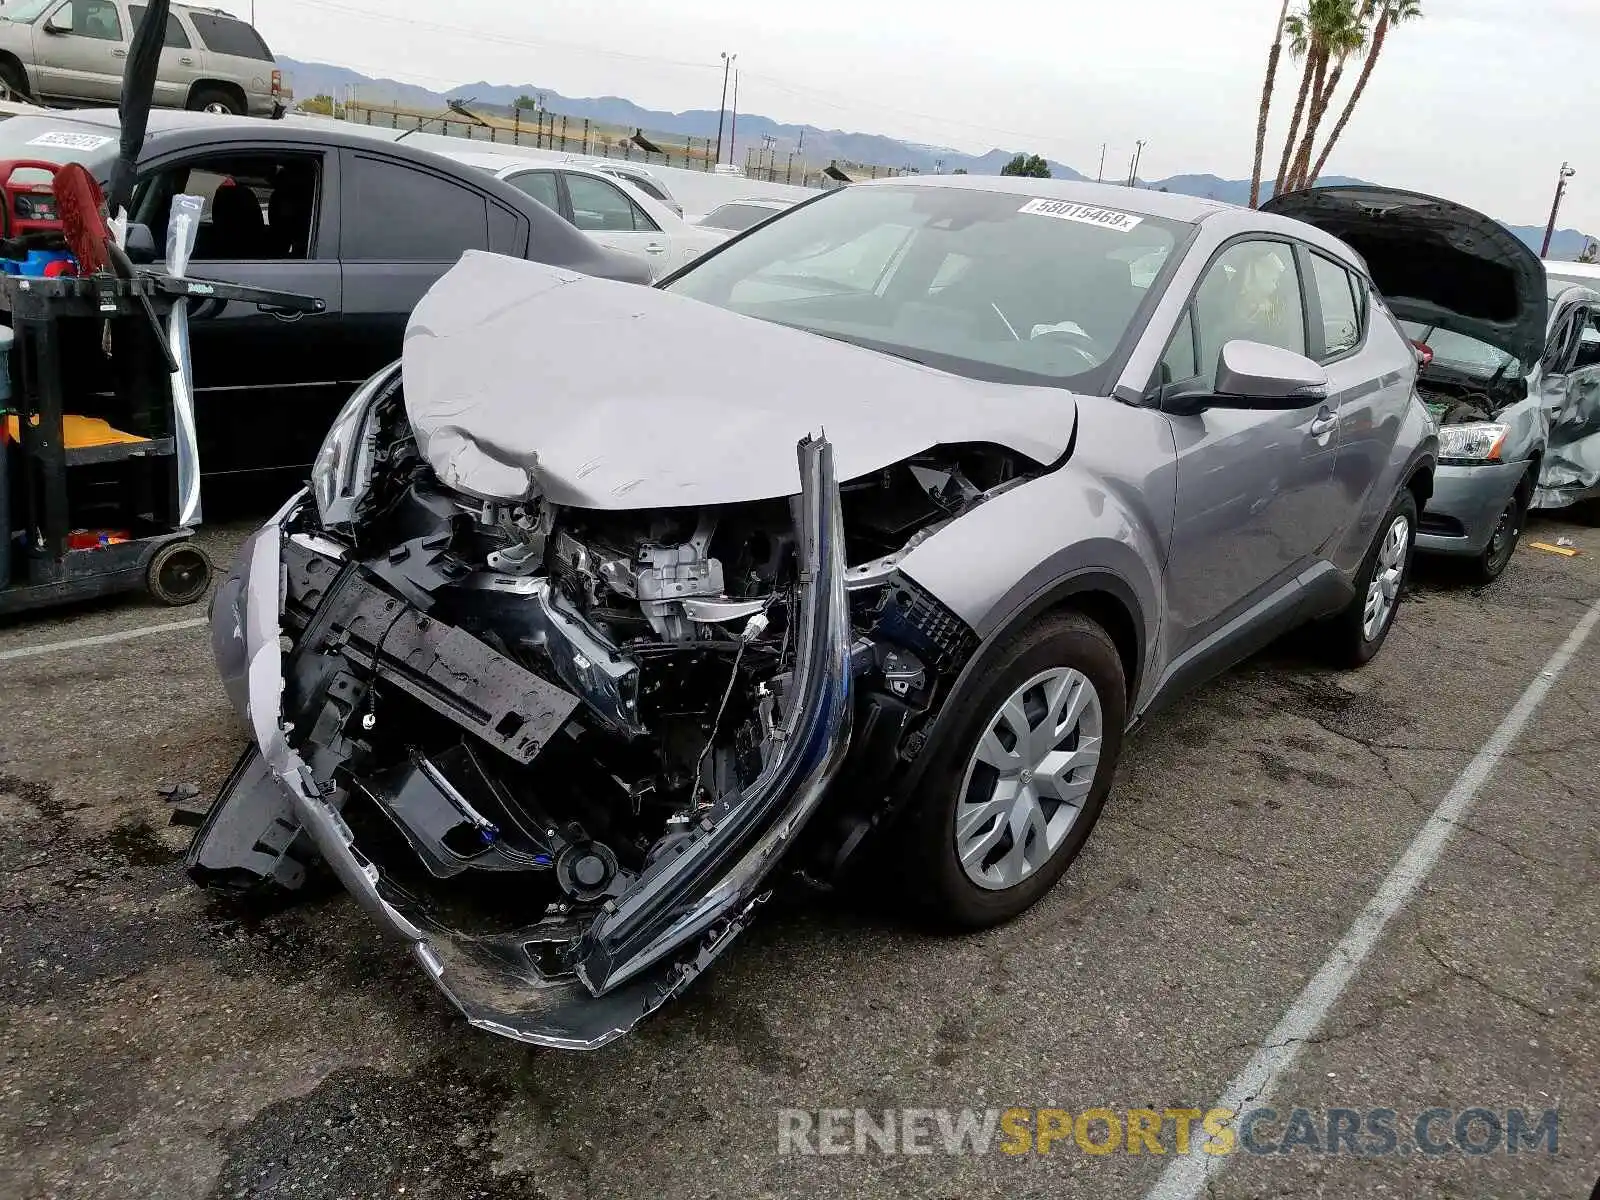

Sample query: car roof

[714,197,793,209]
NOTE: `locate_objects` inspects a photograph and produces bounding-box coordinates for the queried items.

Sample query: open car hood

[402,251,1076,508]
[1264,186,1547,369]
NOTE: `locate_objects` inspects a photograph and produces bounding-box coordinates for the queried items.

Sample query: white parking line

[1146,596,1600,1200]
[0,617,208,663]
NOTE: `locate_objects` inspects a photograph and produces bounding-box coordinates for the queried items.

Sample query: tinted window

[343,155,488,262]
[1309,253,1362,359]
[1191,240,1307,384]
[188,13,272,59]
[504,170,560,214]
[566,173,656,233]
[133,152,321,261]
[128,4,190,47]
[668,184,1190,389]
[488,203,521,255]
[60,0,123,40]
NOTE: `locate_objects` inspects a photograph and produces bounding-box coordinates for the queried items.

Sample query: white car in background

[696,195,797,240]
[447,151,722,278]
[567,158,683,217]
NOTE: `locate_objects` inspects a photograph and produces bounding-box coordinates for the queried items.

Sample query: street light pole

[1097,143,1106,183]
[1542,162,1576,257]
[729,68,740,172]
[1127,139,1146,188]
[714,51,735,166]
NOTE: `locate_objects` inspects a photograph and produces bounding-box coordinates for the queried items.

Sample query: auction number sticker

[27,131,115,151]
[1018,198,1143,232]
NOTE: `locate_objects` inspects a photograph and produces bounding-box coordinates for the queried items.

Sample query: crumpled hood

[401,251,1076,508]
[1264,186,1547,369]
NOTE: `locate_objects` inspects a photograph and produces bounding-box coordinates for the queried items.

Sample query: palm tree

[1306,0,1424,186]
[1284,0,1366,192]
[1249,0,1294,208]
[1271,7,1316,197]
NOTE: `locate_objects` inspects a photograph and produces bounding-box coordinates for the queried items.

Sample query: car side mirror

[124,222,158,264]
[42,17,67,33]
[1211,339,1329,408]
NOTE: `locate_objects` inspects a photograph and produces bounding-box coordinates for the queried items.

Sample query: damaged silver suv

[192,178,1438,1048]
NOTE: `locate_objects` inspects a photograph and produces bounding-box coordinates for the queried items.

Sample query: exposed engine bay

[189,375,1037,1047]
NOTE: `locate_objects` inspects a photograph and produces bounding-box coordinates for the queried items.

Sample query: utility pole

[714,52,736,166]
[729,68,740,172]
[1097,143,1106,183]
[1127,140,1146,187]
[1542,162,1576,257]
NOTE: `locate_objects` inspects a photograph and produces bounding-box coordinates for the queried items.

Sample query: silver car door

[1541,303,1600,507]
[1303,248,1409,546]
[127,2,196,107]
[1158,238,1339,662]
[34,0,128,100]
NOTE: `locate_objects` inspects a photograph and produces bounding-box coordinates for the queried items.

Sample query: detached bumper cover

[190,436,852,1048]
[1416,460,1527,556]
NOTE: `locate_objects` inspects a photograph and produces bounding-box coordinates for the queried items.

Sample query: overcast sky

[237,0,1596,233]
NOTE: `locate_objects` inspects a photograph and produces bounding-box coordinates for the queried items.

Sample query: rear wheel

[147,542,213,607]
[905,612,1126,928]
[188,87,241,115]
[0,60,29,101]
[1323,488,1417,667]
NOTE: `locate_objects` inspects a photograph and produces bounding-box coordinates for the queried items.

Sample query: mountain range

[278,56,1596,260]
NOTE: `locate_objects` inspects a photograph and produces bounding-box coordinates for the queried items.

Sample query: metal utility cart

[0,268,321,616]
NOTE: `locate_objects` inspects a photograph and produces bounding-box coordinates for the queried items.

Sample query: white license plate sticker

[26,131,115,151]
[1018,198,1143,232]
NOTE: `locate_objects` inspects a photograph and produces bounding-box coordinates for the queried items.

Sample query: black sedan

[0,109,648,492]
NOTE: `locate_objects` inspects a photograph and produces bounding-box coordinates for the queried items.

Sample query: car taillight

[271,69,282,97]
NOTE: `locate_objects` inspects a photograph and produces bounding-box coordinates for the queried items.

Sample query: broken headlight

[312,364,400,527]
[1437,422,1508,463]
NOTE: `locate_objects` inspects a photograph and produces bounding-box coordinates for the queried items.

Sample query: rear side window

[613,173,670,206]
[703,203,768,232]
[128,4,190,47]
[504,170,560,214]
[1308,253,1363,359]
[342,154,489,262]
[188,13,272,59]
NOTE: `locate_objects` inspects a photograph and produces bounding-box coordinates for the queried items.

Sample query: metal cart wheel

[146,542,212,607]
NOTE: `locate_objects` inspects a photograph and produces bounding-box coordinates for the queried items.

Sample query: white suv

[0,0,282,117]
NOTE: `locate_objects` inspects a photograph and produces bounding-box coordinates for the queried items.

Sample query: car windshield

[0,0,56,21]
[702,202,780,232]
[667,184,1188,388]
[1400,320,1521,379]
[0,116,117,183]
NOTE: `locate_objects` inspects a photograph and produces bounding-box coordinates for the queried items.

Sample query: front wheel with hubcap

[1470,482,1529,584]
[1324,488,1417,667]
[187,87,242,115]
[907,611,1126,928]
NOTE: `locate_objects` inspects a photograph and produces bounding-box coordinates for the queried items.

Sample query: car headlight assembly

[1437,421,1508,463]
[311,365,400,527]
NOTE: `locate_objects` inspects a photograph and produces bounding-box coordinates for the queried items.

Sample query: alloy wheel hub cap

[954,666,1104,891]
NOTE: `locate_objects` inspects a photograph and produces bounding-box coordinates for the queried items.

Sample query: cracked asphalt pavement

[2,511,1597,1200]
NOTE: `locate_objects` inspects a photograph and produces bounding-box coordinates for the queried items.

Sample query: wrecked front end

[193,403,852,1046]
[190,368,1037,1046]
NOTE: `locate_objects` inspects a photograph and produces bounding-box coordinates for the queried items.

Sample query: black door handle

[257,303,304,322]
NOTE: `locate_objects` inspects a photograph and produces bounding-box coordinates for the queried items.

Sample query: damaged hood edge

[401,251,1076,508]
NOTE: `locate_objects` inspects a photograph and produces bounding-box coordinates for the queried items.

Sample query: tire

[1323,488,1418,667]
[905,611,1127,929]
[1468,480,1529,585]
[147,542,212,607]
[0,60,29,101]
[187,87,241,115]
